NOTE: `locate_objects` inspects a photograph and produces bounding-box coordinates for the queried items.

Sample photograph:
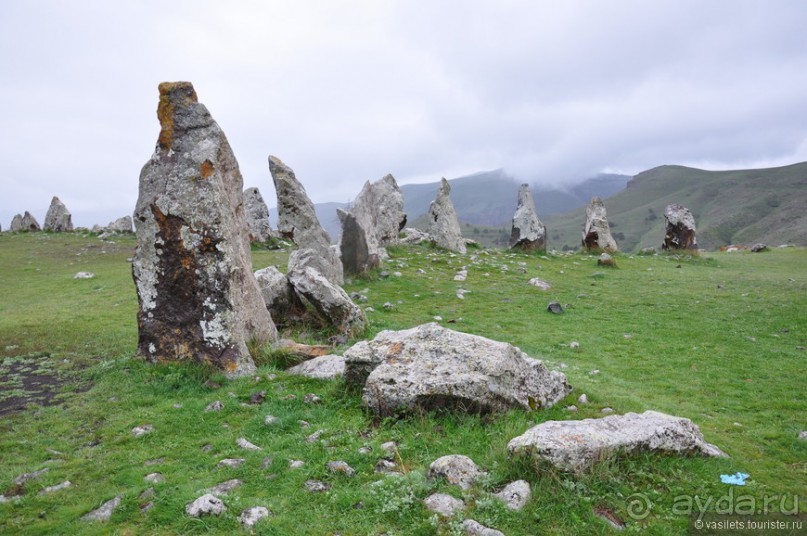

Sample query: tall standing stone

[428,178,466,254]
[132,82,276,377]
[338,208,378,276]
[43,196,73,232]
[243,187,273,243]
[269,155,343,285]
[348,174,407,256]
[582,197,617,252]
[509,184,546,252]
[662,204,698,250]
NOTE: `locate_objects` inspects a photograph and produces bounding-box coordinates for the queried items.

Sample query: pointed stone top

[268,155,291,173]
[50,196,63,205]
[590,196,604,205]
[439,177,450,194]
[156,81,210,150]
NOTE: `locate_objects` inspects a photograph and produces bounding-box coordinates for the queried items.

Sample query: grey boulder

[286,354,345,379]
[344,323,571,416]
[423,493,465,517]
[507,410,727,472]
[287,265,366,337]
[11,211,40,232]
[243,187,273,243]
[81,495,122,522]
[254,265,305,324]
[185,493,226,517]
[428,455,486,490]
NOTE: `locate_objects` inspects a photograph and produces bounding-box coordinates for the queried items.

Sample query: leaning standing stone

[662,203,698,250]
[243,187,273,243]
[132,82,276,377]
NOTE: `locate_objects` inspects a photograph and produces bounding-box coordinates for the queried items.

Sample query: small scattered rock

[463,519,505,536]
[74,272,96,279]
[375,459,398,473]
[205,401,224,412]
[359,446,373,455]
[750,243,768,252]
[39,481,72,494]
[327,461,356,477]
[493,480,531,510]
[144,473,165,484]
[383,301,394,310]
[14,467,49,487]
[201,445,214,453]
[528,278,551,290]
[131,424,154,437]
[240,506,271,528]
[289,460,305,469]
[547,302,564,314]
[798,431,807,440]
[185,494,226,517]
[304,393,322,404]
[601,407,614,414]
[566,405,578,412]
[236,437,261,451]
[209,479,243,495]
[597,253,616,267]
[299,420,311,428]
[569,341,580,350]
[287,354,345,379]
[261,457,273,470]
[249,391,267,405]
[380,441,398,454]
[306,430,325,443]
[264,415,279,425]
[428,455,486,490]
[304,480,330,493]
[217,458,245,469]
[423,493,465,517]
[578,394,589,405]
[81,495,122,522]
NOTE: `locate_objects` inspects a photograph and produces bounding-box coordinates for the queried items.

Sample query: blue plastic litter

[720,472,750,485]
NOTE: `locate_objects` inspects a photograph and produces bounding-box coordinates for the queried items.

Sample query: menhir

[132,82,276,377]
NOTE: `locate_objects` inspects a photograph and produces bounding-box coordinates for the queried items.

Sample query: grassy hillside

[1,232,805,534]
[545,162,807,252]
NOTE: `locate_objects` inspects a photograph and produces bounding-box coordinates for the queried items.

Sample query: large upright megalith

[582,197,617,252]
[132,82,276,377]
[43,196,73,232]
[269,155,343,285]
[349,174,407,255]
[428,178,466,254]
[243,187,273,243]
[662,204,698,250]
[509,184,546,252]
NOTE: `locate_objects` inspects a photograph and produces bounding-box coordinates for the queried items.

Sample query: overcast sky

[2,0,807,228]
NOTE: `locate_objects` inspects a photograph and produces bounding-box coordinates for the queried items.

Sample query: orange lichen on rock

[200,159,214,178]
[156,81,198,150]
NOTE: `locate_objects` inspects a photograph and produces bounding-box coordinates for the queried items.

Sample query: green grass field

[0,232,804,535]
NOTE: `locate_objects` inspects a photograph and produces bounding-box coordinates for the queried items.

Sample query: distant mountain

[400,169,630,226]
[544,161,807,252]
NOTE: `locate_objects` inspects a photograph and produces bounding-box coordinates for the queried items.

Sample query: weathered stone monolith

[11,211,41,232]
[662,204,698,250]
[132,81,276,377]
[269,155,343,285]
[509,184,546,252]
[43,197,73,232]
[243,187,273,243]
[582,197,617,252]
[338,208,379,276]
[348,174,407,256]
[428,178,466,254]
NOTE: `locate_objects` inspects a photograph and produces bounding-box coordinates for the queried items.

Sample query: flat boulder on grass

[507,410,727,472]
[344,323,571,417]
[186,493,226,517]
[286,354,345,379]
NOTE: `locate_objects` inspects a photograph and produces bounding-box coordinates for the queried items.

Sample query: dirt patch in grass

[0,354,87,416]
